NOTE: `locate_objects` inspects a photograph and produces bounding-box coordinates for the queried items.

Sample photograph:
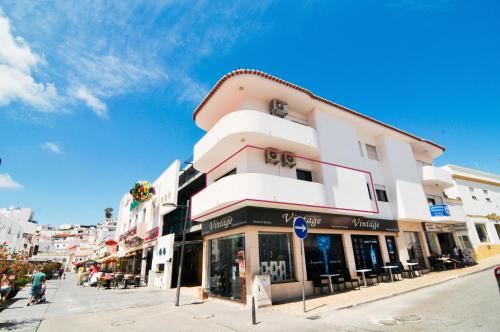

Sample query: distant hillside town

[0,207,117,270]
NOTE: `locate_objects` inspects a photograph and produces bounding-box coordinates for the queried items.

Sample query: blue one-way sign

[293,217,308,239]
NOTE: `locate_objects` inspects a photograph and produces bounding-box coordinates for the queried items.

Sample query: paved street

[1,268,499,332]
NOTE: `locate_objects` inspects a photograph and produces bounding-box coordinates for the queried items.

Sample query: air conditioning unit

[269,99,288,118]
[281,152,296,168]
[265,149,280,165]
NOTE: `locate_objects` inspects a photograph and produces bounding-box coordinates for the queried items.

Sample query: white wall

[377,135,431,221]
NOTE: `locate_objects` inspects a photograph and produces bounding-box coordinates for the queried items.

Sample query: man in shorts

[27,269,46,306]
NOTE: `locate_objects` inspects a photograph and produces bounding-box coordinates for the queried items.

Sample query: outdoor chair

[114,274,124,289]
[397,261,413,279]
[428,257,445,272]
[342,273,360,290]
[372,265,390,283]
[407,259,424,276]
[312,274,330,295]
[330,274,346,292]
[133,276,141,287]
[364,271,379,286]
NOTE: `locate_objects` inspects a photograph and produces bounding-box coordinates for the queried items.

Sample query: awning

[124,245,143,257]
[98,254,118,264]
[105,239,118,246]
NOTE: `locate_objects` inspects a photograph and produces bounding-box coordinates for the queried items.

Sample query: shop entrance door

[208,234,245,301]
[437,233,456,255]
[404,232,425,267]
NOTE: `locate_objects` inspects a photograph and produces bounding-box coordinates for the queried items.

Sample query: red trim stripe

[190,145,380,221]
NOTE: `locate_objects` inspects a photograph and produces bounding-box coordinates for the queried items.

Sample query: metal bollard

[252,296,257,325]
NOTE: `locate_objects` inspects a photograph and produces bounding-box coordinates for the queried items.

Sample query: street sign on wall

[429,204,451,217]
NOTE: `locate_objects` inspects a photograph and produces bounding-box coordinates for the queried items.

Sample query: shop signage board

[429,204,451,217]
[201,206,399,235]
[424,222,467,232]
[252,275,272,308]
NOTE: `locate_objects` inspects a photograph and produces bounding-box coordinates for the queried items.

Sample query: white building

[189,69,457,304]
[0,207,37,256]
[114,160,180,288]
[442,165,500,259]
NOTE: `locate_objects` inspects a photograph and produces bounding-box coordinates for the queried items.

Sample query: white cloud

[75,87,107,118]
[41,142,63,154]
[0,173,23,190]
[0,11,58,111]
[0,2,273,117]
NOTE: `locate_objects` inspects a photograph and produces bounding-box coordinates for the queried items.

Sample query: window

[304,234,347,279]
[296,169,312,182]
[214,168,236,182]
[366,183,372,200]
[385,236,399,263]
[365,144,379,161]
[469,187,477,200]
[375,184,389,202]
[259,233,295,283]
[358,141,364,157]
[483,189,491,202]
[475,224,489,243]
[426,194,443,205]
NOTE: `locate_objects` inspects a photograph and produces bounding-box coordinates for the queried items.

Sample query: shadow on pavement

[0,318,41,330]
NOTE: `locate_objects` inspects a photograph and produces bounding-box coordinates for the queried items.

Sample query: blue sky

[0,1,499,226]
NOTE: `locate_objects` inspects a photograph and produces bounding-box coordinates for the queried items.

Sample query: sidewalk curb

[335,263,499,311]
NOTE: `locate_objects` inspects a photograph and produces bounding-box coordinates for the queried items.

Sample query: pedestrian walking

[58,266,65,280]
[0,275,12,304]
[27,269,46,306]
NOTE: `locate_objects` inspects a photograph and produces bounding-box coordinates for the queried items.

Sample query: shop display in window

[259,233,295,283]
[304,234,347,280]
[351,235,383,270]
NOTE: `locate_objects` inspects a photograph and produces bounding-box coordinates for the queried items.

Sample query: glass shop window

[259,233,295,283]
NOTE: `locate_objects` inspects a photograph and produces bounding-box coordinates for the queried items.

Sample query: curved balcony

[193,110,320,172]
[422,166,454,189]
[191,173,327,221]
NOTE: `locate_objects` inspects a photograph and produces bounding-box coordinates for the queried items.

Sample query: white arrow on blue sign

[293,217,308,239]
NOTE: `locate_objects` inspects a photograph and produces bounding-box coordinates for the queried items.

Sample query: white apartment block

[114,160,180,287]
[0,207,37,256]
[442,165,500,259]
[189,69,467,304]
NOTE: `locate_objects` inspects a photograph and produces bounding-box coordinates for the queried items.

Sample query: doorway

[404,232,425,267]
[437,233,456,255]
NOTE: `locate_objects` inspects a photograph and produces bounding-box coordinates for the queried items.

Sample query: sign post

[293,217,308,313]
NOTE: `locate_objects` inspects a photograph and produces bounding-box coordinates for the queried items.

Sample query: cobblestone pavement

[0,255,498,332]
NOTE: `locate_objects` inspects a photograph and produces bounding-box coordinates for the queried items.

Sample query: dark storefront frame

[201,206,399,236]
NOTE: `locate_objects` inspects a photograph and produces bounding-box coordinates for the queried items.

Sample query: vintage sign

[201,206,399,235]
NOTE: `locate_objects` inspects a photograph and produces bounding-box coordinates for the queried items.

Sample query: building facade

[442,165,500,259]
[0,207,37,256]
[189,69,459,304]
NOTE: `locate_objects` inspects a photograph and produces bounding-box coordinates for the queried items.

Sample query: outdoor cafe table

[382,265,398,282]
[356,269,372,287]
[403,262,420,277]
[320,273,340,293]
